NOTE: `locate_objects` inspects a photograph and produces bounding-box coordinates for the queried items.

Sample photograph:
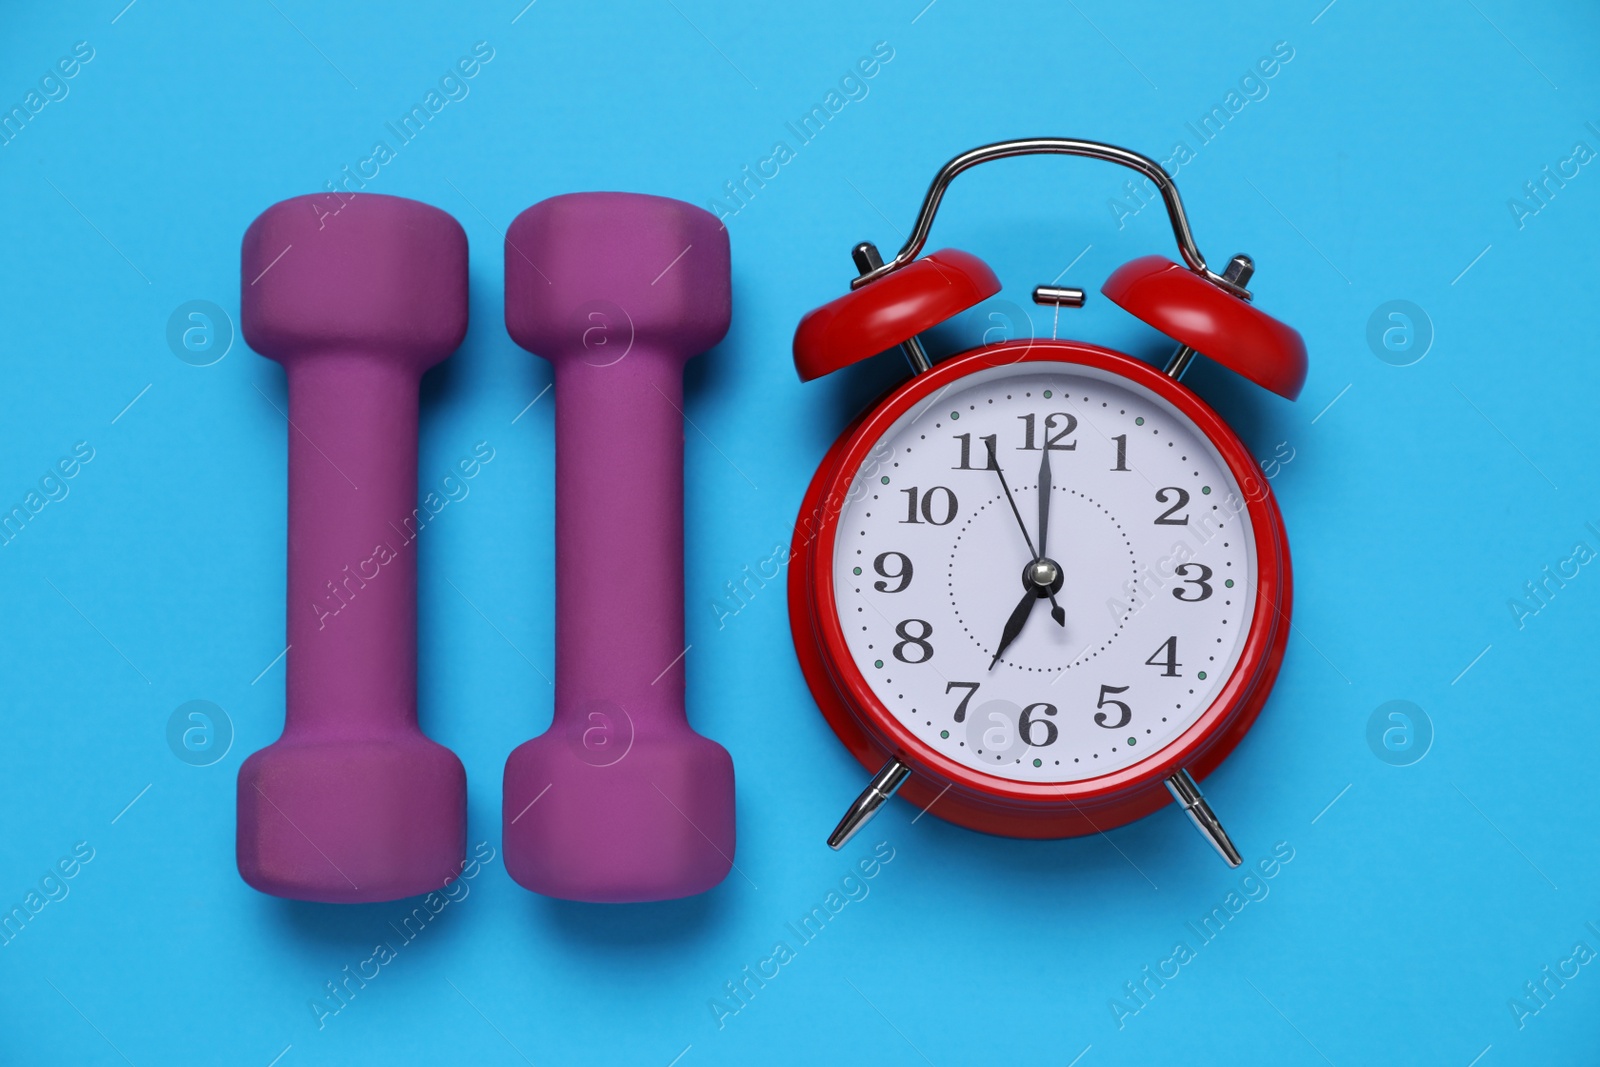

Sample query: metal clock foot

[828,758,911,850]
[1165,768,1242,867]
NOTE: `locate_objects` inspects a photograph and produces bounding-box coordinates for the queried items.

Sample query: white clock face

[831,360,1258,784]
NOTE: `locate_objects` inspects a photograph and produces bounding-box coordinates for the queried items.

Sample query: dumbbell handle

[284,354,420,735]
[552,349,687,720]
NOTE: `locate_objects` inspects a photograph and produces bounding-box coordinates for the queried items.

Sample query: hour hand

[989,588,1037,671]
[1037,447,1066,628]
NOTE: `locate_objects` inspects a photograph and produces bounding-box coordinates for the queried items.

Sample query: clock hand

[985,439,1067,628]
[1036,447,1066,627]
[989,586,1039,671]
[987,438,1038,558]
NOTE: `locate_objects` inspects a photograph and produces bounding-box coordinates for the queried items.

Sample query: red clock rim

[800,339,1287,813]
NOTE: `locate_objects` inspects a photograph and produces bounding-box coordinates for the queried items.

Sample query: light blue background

[1,1,1597,1064]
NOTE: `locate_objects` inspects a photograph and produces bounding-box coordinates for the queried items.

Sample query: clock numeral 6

[872,551,913,593]
[892,619,934,663]
[1094,684,1132,729]
[1172,563,1214,602]
[1153,486,1190,525]
[1017,412,1078,451]
[899,486,958,525]
[1019,701,1059,747]
[946,680,979,722]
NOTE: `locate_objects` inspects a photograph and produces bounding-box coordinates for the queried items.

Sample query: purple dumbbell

[237,193,468,903]
[503,192,735,902]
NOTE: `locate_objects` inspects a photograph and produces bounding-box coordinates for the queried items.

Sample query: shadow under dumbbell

[536,885,720,951]
[681,269,745,413]
[273,896,395,938]
[418,261,498,414]
[266,891,483,972]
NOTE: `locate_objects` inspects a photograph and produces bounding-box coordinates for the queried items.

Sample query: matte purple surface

[236,193,469,903]
[503,192,736,902]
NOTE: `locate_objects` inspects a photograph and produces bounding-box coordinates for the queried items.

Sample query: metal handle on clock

[852,138,1250,299]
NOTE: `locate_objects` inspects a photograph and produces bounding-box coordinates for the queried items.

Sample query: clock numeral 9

[1153,487,1189,525]
[1018,412,1078,451]
[899,486,958,525]
[892,619,934,663]
[1172,563,1214,602]
[1094,684,1132,729]
[1019,702,1059,747]
[872,551,913,593]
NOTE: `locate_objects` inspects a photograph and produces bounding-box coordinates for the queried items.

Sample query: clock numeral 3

[1145,636,1182,677]
[1094,684,1132,729]
[1017,412,1078,451]
[1172,563,1214,602]
[899,486,958,525]
[893,619,934,663]
[872,551,914,593]
[1154,487,1190,525]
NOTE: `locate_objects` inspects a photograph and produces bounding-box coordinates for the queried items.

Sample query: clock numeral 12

[1017,412,1078,451]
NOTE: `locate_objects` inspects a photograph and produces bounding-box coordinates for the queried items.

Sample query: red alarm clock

[788,139,1307,866]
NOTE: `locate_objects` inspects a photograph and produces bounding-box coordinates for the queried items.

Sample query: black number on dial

[1094,685,1132,729]
[1172,563,1214,602]
[900,486,958,526]
[1019,702,1059,746]
[1111,433,1129,471]
[952,433,999,471]
[1017,412,1078,451]
[1154,487,1190,525]
[1145,636,1182,677]
[893,619,934,663]
[946,681,979,723]
[872,551,913,593]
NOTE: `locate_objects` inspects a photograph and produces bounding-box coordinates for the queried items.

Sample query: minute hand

[986,440,1066,627]
[1037,446,1065,627]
